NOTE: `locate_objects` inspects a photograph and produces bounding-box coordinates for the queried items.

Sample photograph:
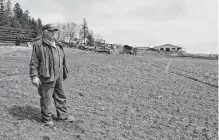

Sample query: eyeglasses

[48,30,57,33]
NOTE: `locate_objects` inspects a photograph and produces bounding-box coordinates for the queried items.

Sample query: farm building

[153,44,185,52]
[123,45,136,55]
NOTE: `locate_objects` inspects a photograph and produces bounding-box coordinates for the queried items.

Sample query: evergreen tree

[80,18,89,44]
[21,9,30,29]
[0,0,7,26]
[36,18,43,34]
[11,2,23,28]
[0,0,43,40]
[5,0,11,16]
[30,18,37,31]
[87,30,95,46]
[5,0,12,26]
[13,2,22,19]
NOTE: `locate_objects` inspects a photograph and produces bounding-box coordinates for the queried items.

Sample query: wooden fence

[0,26,37,46]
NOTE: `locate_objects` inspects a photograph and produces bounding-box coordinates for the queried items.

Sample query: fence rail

[0,26,37,46]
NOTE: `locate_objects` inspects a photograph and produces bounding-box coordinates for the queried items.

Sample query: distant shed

[153,44,184,52]
[123,45,136,55]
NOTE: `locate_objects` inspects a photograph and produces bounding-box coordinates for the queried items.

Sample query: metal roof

[153,44,182,49]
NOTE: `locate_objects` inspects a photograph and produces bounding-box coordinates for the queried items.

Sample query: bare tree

[56,22,62,40]
[55,20,105,48]
[55,22,79,43]
[66,22,79,43]
[94,34,104,43]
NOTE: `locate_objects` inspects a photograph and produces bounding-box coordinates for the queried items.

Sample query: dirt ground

[0,46,218,140]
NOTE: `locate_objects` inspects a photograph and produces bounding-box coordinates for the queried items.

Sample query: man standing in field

[29,24,75,127]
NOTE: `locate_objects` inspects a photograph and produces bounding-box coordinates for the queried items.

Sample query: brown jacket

[29,36,68,82]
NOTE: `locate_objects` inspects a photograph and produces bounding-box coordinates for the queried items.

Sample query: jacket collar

[37,35,63,49]
[42,36,56,48]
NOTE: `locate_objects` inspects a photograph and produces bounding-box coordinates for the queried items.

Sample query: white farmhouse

[153,44,185,52]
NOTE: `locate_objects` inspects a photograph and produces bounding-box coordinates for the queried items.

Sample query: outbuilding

[153,44,184,52]
[123,45,136,55]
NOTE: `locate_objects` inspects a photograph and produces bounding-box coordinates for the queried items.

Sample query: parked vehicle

[123,45,137,55]
[87,46,95,51]
[95,40,114,54]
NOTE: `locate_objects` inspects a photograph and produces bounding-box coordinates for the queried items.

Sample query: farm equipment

[123,45,137,55]
[60,38,82,48]
[87,46,95,51]
[94,40,114,54]
[77,42,87,50]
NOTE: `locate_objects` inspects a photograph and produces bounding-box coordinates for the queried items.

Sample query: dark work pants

[38,77,68,122]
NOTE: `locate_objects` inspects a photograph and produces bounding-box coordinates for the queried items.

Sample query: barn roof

[153,44,182,49]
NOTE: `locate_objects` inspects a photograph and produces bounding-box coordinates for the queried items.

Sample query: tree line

[0,0,104,45]
[56,18,104,46]
[0,0,43,33]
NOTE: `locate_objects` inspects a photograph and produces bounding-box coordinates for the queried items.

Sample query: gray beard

[44,34,55,41]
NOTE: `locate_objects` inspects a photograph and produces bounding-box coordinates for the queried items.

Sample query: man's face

[46,30,57,39]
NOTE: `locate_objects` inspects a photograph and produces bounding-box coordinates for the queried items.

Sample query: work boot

[57,115,75,122]
[45,121,55,127]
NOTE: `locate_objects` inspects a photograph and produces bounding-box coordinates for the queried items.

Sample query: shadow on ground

[8,105,41,122]
[8,105,86,135]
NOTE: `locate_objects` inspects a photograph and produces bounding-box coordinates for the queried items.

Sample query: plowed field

[0,46,218,140]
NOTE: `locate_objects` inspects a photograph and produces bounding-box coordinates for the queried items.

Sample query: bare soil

[0,46,218,140]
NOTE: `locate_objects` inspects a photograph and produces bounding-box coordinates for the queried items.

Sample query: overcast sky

[11,0,218,54]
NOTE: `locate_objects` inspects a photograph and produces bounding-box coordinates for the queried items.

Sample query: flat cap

[43,24,58,31]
